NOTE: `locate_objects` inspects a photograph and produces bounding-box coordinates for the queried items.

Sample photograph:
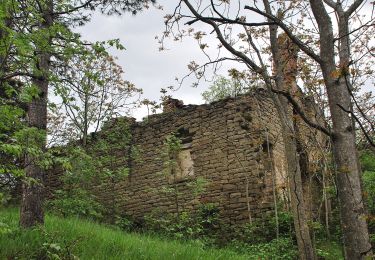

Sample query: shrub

[229,237,298,259]
[1,226,78,259]
[115,215,137,232]
[144,203,221,242]
[232,211,294,244]
[0,221,12,235]
[0,192,7,207]
[360,150,375,236]
[47,189,104,221]
[144,210,202,240]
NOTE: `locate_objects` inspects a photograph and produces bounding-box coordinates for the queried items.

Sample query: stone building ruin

[46,34,327,226]
[46,90,326,226]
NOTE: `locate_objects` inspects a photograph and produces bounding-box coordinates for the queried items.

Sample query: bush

[0,192,10,208]
[144,203,221,242]
[1,226,78,259]
[0,221,12,235]
[229,237,298,259]
[115,215,137,232]
[144,210,203,240]
[232,211,294,244]
[47,189,104,221]
[360,150,375,236]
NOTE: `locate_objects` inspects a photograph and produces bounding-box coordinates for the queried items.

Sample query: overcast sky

[76,3,229,120]
[76,1,374,120]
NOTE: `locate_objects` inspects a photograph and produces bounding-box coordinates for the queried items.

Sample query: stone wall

[44,33,328,226]
[94,92,284,225]
[46,91,326,226]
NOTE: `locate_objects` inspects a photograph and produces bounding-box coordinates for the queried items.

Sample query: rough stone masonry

[45,89,326,226]
[46,35,327,226]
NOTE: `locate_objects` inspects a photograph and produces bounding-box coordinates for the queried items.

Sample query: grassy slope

[0,208,248,260]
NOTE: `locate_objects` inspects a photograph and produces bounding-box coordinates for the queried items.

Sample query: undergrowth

[0,207,261,260]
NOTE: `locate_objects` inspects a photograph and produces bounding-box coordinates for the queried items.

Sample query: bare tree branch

[337,103,375,148]
[346,0,366,16]
[272,89,332,136]
[244,5,323,65]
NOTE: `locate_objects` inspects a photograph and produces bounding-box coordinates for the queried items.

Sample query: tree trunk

[20,0,53,228]
[20,74,49,228]
[330,91,372,258]
[265,12,316,257]
[266,34,316,258]
[308,1,372,258]
[272,95,317,260]
[324,66,372,258]
[0,7,11,85]
[326,65,372,259]
[83,90,89,146]
[333,12,372,259]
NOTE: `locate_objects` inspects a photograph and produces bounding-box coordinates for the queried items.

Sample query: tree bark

[309,1,372,258]
[264,4,316,256]
[20,0,53,228]
[20,87,47,227]
[0,5,11,85]
[83,89,89,146]
[330,82,372,258]
[271,93,317,260]
[180,1,316,258]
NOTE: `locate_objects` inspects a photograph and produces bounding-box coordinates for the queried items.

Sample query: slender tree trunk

[327,64,372,259]
[309,2,372,258]
[326,74,372,258]
[20,81,47,226]
[173,170,180,218]
[264,8,316,255]
[266,131,279,238]
[0,6,11,86]
[83,90,89,146]
[273,95,316,260]
[20,0,53,228]
[322,161,330,238]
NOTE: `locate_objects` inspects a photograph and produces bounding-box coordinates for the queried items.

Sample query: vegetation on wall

[47,119,133,222]
[201,75,251,103]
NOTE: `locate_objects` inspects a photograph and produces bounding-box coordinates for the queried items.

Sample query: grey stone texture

[46,91,326,225]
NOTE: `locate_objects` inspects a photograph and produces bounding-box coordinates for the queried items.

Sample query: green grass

[316,241,343,260]
[0,207,249,260]
[0,207,345,259]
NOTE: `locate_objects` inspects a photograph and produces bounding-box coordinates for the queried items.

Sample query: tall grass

[0,208,248,260]
[0,208,343,259]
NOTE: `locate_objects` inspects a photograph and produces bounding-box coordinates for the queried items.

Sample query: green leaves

[46,118,135,222]
[107,39,125,50]
[0,222,12,235]
[19,85,41,103]
[187,176,208,196]
[201,75,250,103]
[0,105,23,132]
[360,150,375,236]
[47,188,104,221]
[164,134,182,155]
[0,143,22,157]
[14,127,46,151]
[12,32,33,56]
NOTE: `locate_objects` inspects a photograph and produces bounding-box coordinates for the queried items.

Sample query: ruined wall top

[162,97,184,113]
